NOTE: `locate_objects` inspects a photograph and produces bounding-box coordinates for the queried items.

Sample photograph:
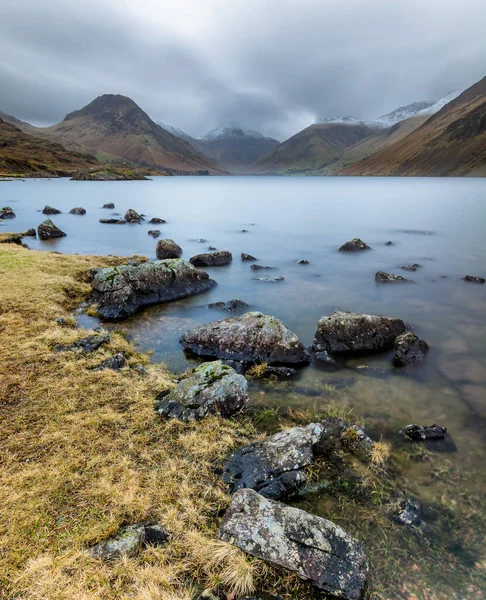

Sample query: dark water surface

[2,176,486,597]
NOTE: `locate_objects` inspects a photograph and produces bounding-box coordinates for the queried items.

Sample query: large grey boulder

[393,332,428,366]
[312,310,406,354]
[218,489,369,599]
[190,250,232,266]
[156,239,182,259]
[181,312,310,366]
[156,360,248,421]
[91,259,216,320]
[37,219,67,240]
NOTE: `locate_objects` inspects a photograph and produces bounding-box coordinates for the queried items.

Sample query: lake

[2,175,486,597]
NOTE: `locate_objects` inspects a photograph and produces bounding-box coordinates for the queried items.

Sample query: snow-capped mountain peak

[317,115,363,125]
[156,121,194,142]
[415,90,462,116]
[372,101,435,128]
[198,126,271,141]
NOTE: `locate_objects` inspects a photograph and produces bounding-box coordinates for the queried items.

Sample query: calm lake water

[2,175,486,597]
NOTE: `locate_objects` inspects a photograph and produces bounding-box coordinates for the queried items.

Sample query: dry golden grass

[0,241,257,599]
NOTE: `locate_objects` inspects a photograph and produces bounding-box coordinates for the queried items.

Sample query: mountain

[317,115,364,125]
[41,95,225,174]
[157,121,197,144]
[195,126,280,173]
[0,117,97,177]
[339,77,486,176]
[371,101,435,128]
[251,121,376,175]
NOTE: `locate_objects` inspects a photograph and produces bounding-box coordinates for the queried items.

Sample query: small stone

[385,241,393,246]
[392,498,423,528]
[402,424,447,441]
[42,205,61,215]
[102,202,115,209]
[314,350,337,366]
[88,521,168,561]
[464,275,485,284]
[53,332,110,353]
[99,218,126,224]
[92,353,127,371]
[339,238,371,251]
[208,246,217,250]
[23,228,36,237]
[208,299,249,312]
[241,253,257,261]
[375,271,412,283]
[156,239,183,259]
[69,207,86,215]
[148,229,161,238]
[241,229,248,233]
[297,259,309,264]
[252,275,284,282]
[401,263,421,271]
[124,209,143,223]
[394,331,428,366]
[250,264,274,270]
[148,217,166,224]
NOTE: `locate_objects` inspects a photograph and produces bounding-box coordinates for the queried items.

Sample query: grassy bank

[0,240,268,600]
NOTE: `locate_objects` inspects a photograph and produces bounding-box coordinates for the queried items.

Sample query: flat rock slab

[91,258,216,320]
[313,310,406,354]
[156,360,248,421]
[218,489,369,599]
[181,311,310,366]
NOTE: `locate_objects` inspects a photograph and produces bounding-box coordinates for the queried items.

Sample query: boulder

[124,208,143,223]
[37,219,67,240]
[156,239,182,259]
[208,299,249,312]
[69,207,86,215]
[148,229,161,238]
[0,207,15,219]
[102,202,115,209]
[190,251,232,266]
[53,332,110,353]
[253,275,284,282]
[181,312,310,366]
[88,521,168,561]
[148,217,166,224]
[339,238,371,252]
[375,271,412,283]
[241,253,257,261]
[91,258,216,320]
[393,332,428,366]
[92,353,127,371]
[218,489,369,599]
[42,205,61,215]
[250,264,274,270]
[312,310,406,354]
[99,218,127,224]
[464,275,485,284]
[156,360,248,421]
[23,228,36,237]
[402,424,447,441]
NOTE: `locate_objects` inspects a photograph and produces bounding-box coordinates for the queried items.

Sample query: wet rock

[190,250,232,266]
[181,311,310,366]
[124,208,143,223]
[102,202,115,209]
[250,264,274,270]
[253,275,284,282]
[313,350,337,366]
[297,259,309,264]
[241,229,249,233]
[53,332,110,353]
[393,332,428,366]
[208,299,249,312]
[37,219,67,240]
[401,263,421,271]
[339,238,371,252]
[385,241,393,246]
[69,207,86,215]
[464,275,485,284]
[156,239,183,259]
[88,521,168,561]
[375,271,412,283]
[208,245,217,250]
[312,310,406,354]
[402,424,448,441]
[42,205,61,215]
[392,498,423,528]
[99,218,126,224]
[23,228,36,237]
[91,259,216,320]
[191,238,207,243]
[217,489,369,599]
[148,217,166,224]
[0,206,15,219]
[156,361,248,421]
[55,317,69,327]
[265,366,297,378]
[148,229,161,238]
[92,353,127,371]
[241,253,257,261]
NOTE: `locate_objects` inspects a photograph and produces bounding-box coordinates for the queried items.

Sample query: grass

[0,240,259,599]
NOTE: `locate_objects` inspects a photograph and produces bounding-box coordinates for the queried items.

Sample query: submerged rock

[464,275,485,284]
[218,489,369,599]
[181,311,310,366]
[124,208,143,223]
[297,259,309,264]
[148,229,161,238]
[402,424,448,441]
[252,275,284,282]
[375,271,412,283]
[156,360,248,421]
[385,240,393,246]
[314,350,337,366]
[99,218,127,224]
[91,259,216,320]
[393,332,428,366]
[42,205,61,215]
[53,332,110,353]
[156,239,182,259]
[0,206,16,219]
[401,263,421,271]
[190,251,232,266]
[208,299,249,312]
[92,353,127,371]
[250,264,274,270]
[391,498,423,528]
[37,219,67,240]
[339,238,371,252]
[241,253,257,261]
[88,521,168,560]
[102,202,115,209]
[312,310,406,354]
[148,217,166,224]
[69,207,86,215]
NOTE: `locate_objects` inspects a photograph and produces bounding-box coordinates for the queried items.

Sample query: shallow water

[2,175,486,597]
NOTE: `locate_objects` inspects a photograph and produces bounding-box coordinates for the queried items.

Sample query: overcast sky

[0,0,485,140]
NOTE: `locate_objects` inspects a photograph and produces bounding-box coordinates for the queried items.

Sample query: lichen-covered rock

[148,229,161,238]
[218,489,369,599]
[69,207,86,215]
[312,310,406,354]
[375,271,412,283]
[464,275,485,284]
[42,205,61,215]
[339,238,371,252]
[156,360,248,421]
[148,217,166,224]
[88,521,168,561]
[190,251,232,266]
[124,208,143,223]
[402,424,447,441]
[91,259,216,320]
[208,299,249,312]
[37,219,67,240]
[99,218,126,224]
[92,353,127,371]
[0,207,15,219]
[156,239,182,259]
[241,253,257,261]
[53,332,110,353]
[393,332,428,366]
[181,312,310,366]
